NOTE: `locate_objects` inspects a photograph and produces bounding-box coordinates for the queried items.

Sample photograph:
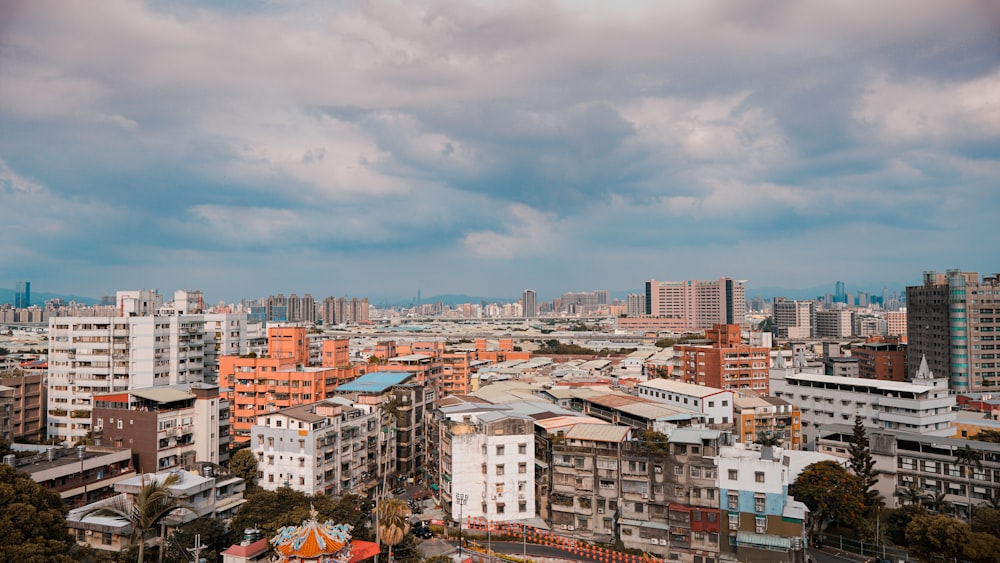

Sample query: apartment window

[635,503,644,513]
[519,501,527,512]
[299,477,305,485]
[519,462,527,474]
[482,464,487,474]
[728,493,738,510]
[728,469,738,480]
[496,503,505,514]
[102,532,113,545]
[755,516,767,533]
[496,484,504,495]
[755,472,765,483]
[496,445,505,456]
[496,465,505,476]
[728,513,740,530]
[690,466,701,478]
[755,493,766,512]
[675,465,684,475]
[518,443,527,455]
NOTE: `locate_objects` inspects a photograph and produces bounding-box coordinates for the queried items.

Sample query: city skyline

[1,1,998,302]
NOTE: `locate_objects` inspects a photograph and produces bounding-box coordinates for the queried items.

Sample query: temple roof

[271,507,354,562]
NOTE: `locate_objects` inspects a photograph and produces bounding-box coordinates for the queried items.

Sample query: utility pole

[456,493,468,562]
[187,534,204,563]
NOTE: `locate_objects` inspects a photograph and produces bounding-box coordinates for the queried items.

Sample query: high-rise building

[625,293,645,317]
[907,270,1000,393]
[773,298,813,338]
[834,281,847,304]
[14,281,30,308]
[521,289,537,318]
[644,277,747,329]
[814,309,853,338]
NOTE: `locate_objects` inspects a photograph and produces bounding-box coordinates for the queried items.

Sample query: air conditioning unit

[650,538,659,545]
[567,526,575,531]
[597,508,605,514]
[659,539,667,546]
[641,492,649,499]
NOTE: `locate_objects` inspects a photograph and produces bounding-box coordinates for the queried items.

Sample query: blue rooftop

[336,371,414,393]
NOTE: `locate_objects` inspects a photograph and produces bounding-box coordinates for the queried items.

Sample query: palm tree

[925,490,951,515]
[82,472,193,562]
[955,444,984,525]
[895,484,925,507]
[377,498,411,563]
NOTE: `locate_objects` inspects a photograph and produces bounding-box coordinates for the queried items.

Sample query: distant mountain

[0,288,99,307]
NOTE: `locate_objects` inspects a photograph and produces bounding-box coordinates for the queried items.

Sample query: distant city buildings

[521,289,537,318]
[14,281,30,309]
[642,277,747,330]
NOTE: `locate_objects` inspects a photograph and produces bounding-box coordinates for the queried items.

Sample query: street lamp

[456,493,468,561]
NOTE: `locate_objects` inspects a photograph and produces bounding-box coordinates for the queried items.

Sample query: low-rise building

[636,379,734,425]
[733,397,802,450]
[9,444,135,507]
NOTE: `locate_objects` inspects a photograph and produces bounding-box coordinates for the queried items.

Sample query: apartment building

[250,399,383,495]
[439,409,536,523]
[733,397,802,450]
[643,277,747,330]
[68,467,246,553]
[92,383,230,472]
[442,350,474,396]
[716,445,808,563]
[852,337,907,382]
[268,325,310,364]
[0,369,44,440]
[907,270,1000,393]
[11,445,135,507]
[202,313,247,383]
[636,379,734,425]
[47,305,207,444]
[332,371,434,478]
[676,324,771,394]
[817,426,1000,518]
[814,309,852,338]
[770,358,956,447]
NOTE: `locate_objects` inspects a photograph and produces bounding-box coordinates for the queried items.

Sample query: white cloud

[463,204,560,258]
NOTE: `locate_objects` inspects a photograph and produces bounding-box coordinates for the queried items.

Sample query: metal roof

[638,378,727,397]
[129,387,195,403]
[564,423,631,443]
[668,428,725,444]
[334,371,413,393]
[736,531,791,550]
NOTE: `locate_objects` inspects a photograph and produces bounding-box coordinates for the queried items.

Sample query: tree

[972,506,1000,539]
[964,532,1000,563]
[905,514,969,562]
[925,490,951,516]
[82,472,193,562]
[895,484,926,507]
[956,444,984,525]
[754,432,782,447]
[653,338,677,348]
[377,498,411,563]
[884,504,927,546]
[0,464,78,562]
[789,461,865,537]
[974,429,1000,443]
[229,448,259,488]
[228,488,357,547]
[847,415,880,515]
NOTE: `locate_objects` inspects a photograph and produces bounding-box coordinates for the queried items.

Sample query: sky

[1,0,998,304]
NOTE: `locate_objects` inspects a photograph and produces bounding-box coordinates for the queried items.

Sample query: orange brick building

[677,324,770,394]
[268,325,310,364]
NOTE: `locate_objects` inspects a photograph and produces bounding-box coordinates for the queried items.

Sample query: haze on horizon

[1,0,998,304]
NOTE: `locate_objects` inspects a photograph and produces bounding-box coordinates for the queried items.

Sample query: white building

[439,408,536,523]
[814,310,853,338]
[251,399,383,496]
[770,357,956,448]
[636,379,734,425]
[202,313,248,383]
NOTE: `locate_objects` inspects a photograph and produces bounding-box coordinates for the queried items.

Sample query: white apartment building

[814,310,853,338]
[770,358,956,448]
[251,399,384,496]
[48,312,206,444]
[203,313,248,383]
[439,408,536,523]
[635,379,734,425]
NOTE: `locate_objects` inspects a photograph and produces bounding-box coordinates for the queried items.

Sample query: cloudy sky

[1,0,998,303]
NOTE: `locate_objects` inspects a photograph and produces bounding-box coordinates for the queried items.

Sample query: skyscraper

[834,281,847,304]
[521,289,537,318]
[907,270,1000,392]
[14,281,30,308]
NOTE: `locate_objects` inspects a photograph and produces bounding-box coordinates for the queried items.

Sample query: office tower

[772,298,814,338]
[521,289,537,318]
[643,277,747,329]
[559,291,600,314]
[834,281,847,304]
[907,271,1000,392]
[595,289,610,306]
[14,281,30,308]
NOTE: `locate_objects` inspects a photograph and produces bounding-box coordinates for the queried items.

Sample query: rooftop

[334,371,413,393]
[638,378,727,397]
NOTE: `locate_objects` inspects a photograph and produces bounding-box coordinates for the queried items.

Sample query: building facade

[644,278,747,330]
[676,324,770,394]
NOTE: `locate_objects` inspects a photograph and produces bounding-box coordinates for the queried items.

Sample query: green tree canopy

[789,460,865,535]
[0,464,78,563]
[974,429,1000,443]
[884,504,927,546]
[377,498,410,562]
[162,516,229,563]
[229,489,374,548]
[905,514,970,562]
[973,506,1000,539]
[229,448,259,488]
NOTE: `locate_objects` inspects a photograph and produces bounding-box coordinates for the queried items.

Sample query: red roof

[220,538,269,557]
[348,540,380,563]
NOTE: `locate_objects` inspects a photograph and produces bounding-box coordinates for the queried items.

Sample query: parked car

[412,525,432,539]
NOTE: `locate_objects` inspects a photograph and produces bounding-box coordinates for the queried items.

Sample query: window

[728,469,738,480]
[755,516,766,533]
[496,484,504,494]
[690,466,701,478]
[755,493,766,512]
[496,503,505,514]
[755,472,765,483]
[102,532,113,545]
[496,445,505,456]
[729,513,739,530]
[299,477,306,485]
[519,462,527,474]
[728,493,738,510]
[635,503,644,513]
[496,465,505,476]
[519,501,527,512]
[675,465,684,475]
[482,464,487,474]
[518,443,527,455]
